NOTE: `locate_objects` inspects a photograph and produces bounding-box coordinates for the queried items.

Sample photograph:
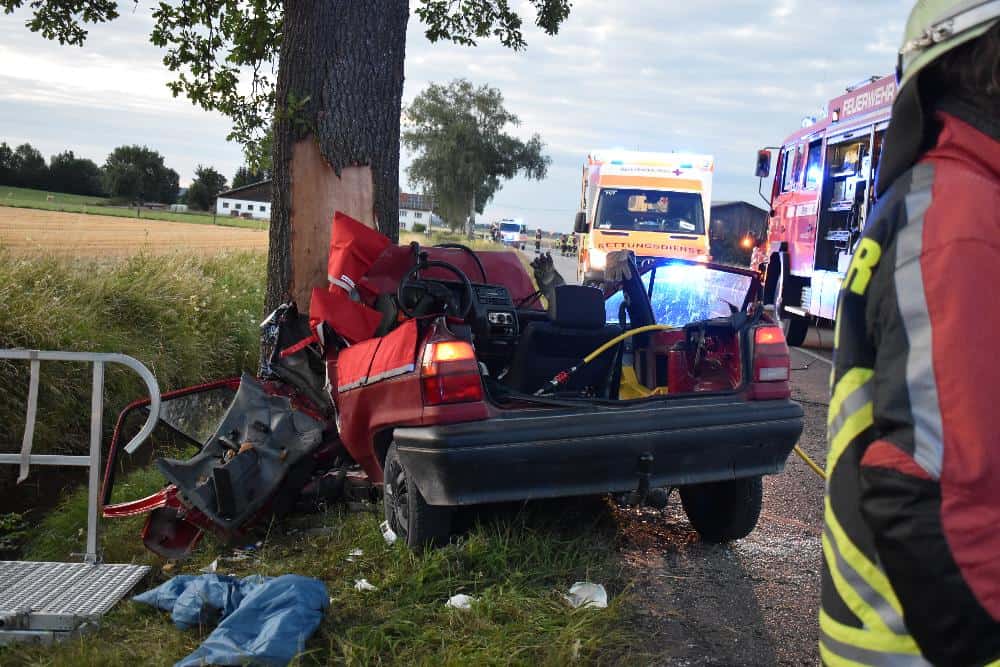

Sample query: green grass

[0,247,637,665]
[0,251,266,462]
[0,186,266,229]
[1,185,109,206]
[400,230,504,252]
[4,489,631,666]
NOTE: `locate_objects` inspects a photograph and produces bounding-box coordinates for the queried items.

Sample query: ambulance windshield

[595,189,705,234]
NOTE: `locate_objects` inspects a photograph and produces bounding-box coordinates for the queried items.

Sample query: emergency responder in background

[534,227,543,254]
[822,2,999,666]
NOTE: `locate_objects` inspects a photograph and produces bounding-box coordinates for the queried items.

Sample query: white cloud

[1,1,910,229]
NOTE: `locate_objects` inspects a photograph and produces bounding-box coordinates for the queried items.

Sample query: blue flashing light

[656,261,707,285]
[806,165,821,186]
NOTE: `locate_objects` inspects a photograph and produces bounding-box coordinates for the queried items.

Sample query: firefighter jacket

[822,110,1000,666]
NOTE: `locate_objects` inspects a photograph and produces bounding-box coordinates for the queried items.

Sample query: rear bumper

[393,397,804,506]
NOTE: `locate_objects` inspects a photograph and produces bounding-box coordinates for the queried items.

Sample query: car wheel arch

[373,428,395,470]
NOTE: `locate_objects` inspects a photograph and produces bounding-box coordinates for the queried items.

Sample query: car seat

[504,285,622,397]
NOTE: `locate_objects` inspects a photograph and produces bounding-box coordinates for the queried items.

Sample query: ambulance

[574,150,714,284]
[498,218,527,250]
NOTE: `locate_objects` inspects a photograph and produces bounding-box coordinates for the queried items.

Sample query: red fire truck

[753,74,895,345]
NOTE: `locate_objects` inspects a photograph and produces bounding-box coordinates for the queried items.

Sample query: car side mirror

[574,211,588,234]
[755,150,771,178]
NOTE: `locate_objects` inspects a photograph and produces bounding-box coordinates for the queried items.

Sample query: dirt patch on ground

[0,207,268,256]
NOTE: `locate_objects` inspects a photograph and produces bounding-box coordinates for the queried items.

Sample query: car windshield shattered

[605,262,753,327]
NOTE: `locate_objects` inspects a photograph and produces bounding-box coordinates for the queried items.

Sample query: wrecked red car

[101,212,803,554]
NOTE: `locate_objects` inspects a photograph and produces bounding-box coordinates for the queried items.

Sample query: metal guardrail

[0,350,160,563]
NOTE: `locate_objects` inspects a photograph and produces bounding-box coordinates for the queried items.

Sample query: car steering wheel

[433,243,488,282]
[397,259,475,319]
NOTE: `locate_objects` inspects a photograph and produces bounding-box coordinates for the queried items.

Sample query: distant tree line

[0,143,105,197]
[0,141,183,204]
[0,141,264,210]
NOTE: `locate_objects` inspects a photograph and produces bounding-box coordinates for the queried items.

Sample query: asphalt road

[620,339,832,665]
[526,243,579,284]
[550,249,580,285]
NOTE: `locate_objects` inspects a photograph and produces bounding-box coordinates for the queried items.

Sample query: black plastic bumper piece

[393,397,804,506]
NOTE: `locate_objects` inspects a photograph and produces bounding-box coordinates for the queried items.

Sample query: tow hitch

[622,452,670,508]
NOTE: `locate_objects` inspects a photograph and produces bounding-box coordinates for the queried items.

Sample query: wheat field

[0,207,268,257]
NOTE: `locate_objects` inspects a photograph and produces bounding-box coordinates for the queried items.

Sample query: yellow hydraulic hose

[557,323,832,482]
[582,324,679,363]
[535,324,679,395]
[794,445,827,480]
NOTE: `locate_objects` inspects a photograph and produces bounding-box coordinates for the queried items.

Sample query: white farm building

[216,180,272,221]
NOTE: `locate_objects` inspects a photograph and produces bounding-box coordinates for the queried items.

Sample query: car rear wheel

[678,476,763,542]
[383,443,453,549]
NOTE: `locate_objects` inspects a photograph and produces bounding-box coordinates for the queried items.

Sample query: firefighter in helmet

[822,2,1000,665]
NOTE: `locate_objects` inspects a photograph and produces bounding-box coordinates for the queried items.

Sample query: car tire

[678,476,763,543]
[383,443,453,549]
[771,256,809,348]
[781,315,809,347]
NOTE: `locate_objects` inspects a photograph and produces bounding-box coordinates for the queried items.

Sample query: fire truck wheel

[384,443,453,549]
[679,476,763,543]
[781,315,809,347]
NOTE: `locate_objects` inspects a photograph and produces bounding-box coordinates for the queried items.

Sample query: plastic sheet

[564,582,608,609]
[135,574,328,666]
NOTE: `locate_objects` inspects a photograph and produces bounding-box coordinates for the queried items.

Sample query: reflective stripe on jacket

[822,112,1000,667]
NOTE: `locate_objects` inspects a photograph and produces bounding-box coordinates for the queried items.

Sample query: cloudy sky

[0,1,910,232]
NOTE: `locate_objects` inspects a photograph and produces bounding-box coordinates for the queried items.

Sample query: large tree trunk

[266,0,409,313]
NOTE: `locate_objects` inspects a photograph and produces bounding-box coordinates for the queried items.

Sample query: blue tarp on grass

[134,573,329,666]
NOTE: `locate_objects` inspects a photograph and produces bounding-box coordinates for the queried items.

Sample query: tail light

[749,325,791,400]
[421,339,483,405]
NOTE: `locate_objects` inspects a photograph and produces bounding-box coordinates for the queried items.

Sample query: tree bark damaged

[289,142,374,308]
[266,0,409,313]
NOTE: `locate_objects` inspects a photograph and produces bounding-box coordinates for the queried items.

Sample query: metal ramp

[0,350,161,644]
[0,562,150,644]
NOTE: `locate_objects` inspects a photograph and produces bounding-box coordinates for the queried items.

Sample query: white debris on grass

[445,594,478,609]
[354,578,378,592]
[199,559,219,574]
[380,520,398,545]
[346,548,364,562]
[564,582,608,609]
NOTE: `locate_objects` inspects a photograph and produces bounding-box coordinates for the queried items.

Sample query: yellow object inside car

[618,366,670,399]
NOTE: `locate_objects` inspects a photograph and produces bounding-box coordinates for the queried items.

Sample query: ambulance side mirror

[574,211,588,234]
[755,150,771,178]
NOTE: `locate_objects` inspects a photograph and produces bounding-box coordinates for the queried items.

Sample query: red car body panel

[358,245,542,309]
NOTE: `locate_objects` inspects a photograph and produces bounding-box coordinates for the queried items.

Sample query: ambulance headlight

[589,249,607,269]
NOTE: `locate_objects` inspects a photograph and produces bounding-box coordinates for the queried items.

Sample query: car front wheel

[678,476,763,542]
[383,443,453,549]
